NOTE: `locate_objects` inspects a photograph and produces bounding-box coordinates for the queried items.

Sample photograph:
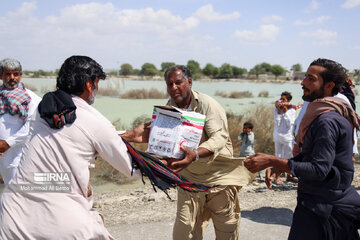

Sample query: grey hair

[0,58,22,74]
[164,65,191,82]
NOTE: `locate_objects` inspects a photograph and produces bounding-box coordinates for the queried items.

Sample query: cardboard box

[146,106,206,159]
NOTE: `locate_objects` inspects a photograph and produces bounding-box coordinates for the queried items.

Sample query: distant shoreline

[22,75,302,84]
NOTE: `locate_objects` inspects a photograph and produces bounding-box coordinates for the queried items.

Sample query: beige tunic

[168,90,255,186]
[0,96,139,239]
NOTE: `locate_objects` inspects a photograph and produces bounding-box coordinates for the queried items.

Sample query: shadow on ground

[241,207,293,226]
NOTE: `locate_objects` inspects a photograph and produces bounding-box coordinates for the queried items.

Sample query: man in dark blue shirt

[245,58,360,240]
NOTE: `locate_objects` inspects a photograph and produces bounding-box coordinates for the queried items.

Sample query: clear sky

[1,0,359,72]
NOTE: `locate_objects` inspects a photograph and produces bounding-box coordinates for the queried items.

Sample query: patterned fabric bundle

[38,89,77,129]
[122,139,213,199]
[0,82,31,120]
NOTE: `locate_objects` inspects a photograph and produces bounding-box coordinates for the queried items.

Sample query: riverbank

[22,74,301,84]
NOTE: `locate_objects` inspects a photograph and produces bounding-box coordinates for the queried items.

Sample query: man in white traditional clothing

[273,91,296,184]
[0,58,41,184]
[0,56,144,239]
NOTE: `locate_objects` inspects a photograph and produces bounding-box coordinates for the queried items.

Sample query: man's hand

[265,168,282,190]
[0,140,10,153]
[244,153,273,173]
[164,146,196,172]
[120,122,151,143]
[282,105,288,113]
[275,100,282,114]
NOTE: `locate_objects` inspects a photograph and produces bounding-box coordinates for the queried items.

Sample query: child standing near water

[237,122,261,179]
[238,122,255,157]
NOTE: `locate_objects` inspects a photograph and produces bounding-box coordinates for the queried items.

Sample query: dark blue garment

[288,111,360,239]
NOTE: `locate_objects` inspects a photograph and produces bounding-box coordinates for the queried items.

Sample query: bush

[215,91,253,98]
[97,87,120,97]
[119,88,168,99]
[24,83,37,92]
[258,90,269,98]
[214,91,228,98]
[228,91,253,98]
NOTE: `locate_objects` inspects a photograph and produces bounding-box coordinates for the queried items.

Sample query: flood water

[21,77,360,127]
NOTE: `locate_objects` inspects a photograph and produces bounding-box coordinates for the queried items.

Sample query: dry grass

[97,87,120,97]
[258,90,270,98]
[24,83,37,92]
[215,90,253,98]
[119,88,168,99]
[89,117,150,185]
[228,104,275,156]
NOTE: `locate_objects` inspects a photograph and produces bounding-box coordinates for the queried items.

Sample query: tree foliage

[219,63,233,78]
[202,63,219,78]
[231,66,246,77]
[140,63,158,76]
[119,63,133,76]
[291,63,302,73]
[249,64,266,78]
[160,62,176,72]
[354,69,360,84]
[187,60,202,79]
[270,64,286,80]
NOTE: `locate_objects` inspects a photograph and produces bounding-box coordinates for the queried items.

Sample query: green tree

[202,63,219,78]
[231,66,246,78]
[249,64,266,79]
[291,63,302,74]
[133,69,140,75]
[270,64,286,80]
[160,62,176,72]
[219,63,233,78]
[33,69,50,77]
[354,69,360,84]
[259,62,272,72]
[119,63,134,76]
[140,63,158,77]
[186,60,202,79]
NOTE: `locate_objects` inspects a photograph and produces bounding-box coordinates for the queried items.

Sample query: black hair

[281,91,292,101]
[309,58,346,95]
[164,65,191,81]
[56,56,106,95]
[243,122,254,130]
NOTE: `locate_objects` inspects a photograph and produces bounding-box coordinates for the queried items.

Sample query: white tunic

[273,108,296,144]
[0,89,41,183]
[0,96,140,239]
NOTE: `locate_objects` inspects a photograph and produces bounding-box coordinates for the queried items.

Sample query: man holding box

[163,65,252,240]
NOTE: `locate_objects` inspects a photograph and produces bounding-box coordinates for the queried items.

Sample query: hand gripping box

[146,106,206,159]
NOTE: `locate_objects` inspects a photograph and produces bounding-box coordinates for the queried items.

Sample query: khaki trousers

[173,185,241,240]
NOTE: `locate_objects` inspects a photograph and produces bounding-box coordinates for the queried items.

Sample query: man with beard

[244,58,360,239]
[0,58,41,184]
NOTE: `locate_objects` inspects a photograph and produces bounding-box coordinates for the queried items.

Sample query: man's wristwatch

[194,150,199,162]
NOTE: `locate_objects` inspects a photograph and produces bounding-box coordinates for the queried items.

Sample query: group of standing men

[0,56,359,240]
